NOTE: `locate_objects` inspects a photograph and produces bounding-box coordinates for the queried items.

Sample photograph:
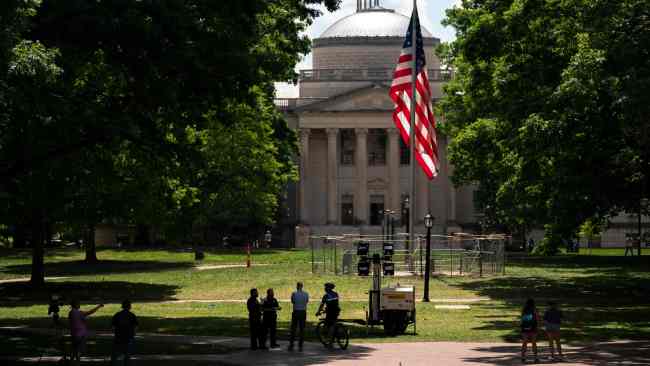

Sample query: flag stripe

[389,8,439,180]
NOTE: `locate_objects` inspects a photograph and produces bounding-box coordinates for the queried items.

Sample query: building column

[388,128,401,213]
[299,129,311,224]
[355,128,368,225]
[326,128,339,225]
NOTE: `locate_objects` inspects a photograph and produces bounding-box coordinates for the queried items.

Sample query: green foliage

[0,0,340,280]
[441,0,650,253]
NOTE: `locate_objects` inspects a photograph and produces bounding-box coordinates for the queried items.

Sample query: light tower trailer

[365,253,416,335]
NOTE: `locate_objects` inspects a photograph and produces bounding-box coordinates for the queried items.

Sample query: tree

[440,0,650,253]
[0,0,341,284]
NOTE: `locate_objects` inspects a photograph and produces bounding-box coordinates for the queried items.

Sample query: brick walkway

[2,327,649,365]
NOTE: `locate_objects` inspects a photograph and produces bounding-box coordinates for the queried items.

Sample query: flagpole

[408,0,417,254]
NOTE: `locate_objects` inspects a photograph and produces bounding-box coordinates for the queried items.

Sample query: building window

[341,194,354,225]
[399,138,410,165]
[472,190,483,214]
[369,195,385,226]
[368,129,387,166]
[340,129,355,165]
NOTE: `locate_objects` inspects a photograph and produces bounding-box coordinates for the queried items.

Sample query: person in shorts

[111,300,138,366]
[520,298,540,363]
[316,282,340,347]
[68,300,103,365]
[544,301,563,359]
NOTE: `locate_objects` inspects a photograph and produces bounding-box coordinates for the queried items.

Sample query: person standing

[247,288,264,350]
[544,302,564,360]
[262,288,281,348]
[111,300,138,366]
[288,282,309,351]
[68,300,103,366]
[520,298,540,363]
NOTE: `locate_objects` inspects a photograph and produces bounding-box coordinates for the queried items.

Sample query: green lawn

[1,246,649,352]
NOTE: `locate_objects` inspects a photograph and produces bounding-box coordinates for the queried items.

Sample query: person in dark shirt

[544,302,564,360]
[316,282,340,347]
[247,288,264,350]
[262,288,282,348]
[110,300,138,366]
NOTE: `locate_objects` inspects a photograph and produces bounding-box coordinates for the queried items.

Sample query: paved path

[0,276,70,284]
[194,264,271,271]
[5,341,649,365]
[163,341,650,366]
[0,297,489,305]
[2,327,649,365]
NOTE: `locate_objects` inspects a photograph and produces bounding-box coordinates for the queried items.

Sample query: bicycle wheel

[335,324,349,350]
[316,320,329,345]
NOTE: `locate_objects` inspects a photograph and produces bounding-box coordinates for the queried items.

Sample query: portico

[277,3,476,243]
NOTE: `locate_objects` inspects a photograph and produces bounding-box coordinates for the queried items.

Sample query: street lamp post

[403,197,410,240]
[640,198,649,256]
[423,213,434,302]
[264,230,272,248]
[381,210,386,241]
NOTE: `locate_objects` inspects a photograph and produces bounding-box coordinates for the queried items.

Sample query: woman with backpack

[520,298,540,363]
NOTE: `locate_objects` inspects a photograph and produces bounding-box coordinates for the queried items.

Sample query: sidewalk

[2,327,649,365]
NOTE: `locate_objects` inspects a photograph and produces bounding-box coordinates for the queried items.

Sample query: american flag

[389,8,439,180]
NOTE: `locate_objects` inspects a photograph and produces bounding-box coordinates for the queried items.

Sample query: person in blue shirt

[289,282,309,351]
[316,282,340,347]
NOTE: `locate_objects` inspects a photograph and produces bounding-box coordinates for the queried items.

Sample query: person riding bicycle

[316,282,340,347]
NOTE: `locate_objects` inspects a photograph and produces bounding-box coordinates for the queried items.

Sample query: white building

[276,2,481,246]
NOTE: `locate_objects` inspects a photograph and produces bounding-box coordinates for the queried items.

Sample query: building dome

[319,8,433,39]
[309,3,441,73]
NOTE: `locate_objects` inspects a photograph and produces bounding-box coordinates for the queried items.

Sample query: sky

[275,0,461,98]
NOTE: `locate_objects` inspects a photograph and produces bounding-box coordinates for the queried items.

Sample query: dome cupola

[311,1,439,70]
[320,1,432,39]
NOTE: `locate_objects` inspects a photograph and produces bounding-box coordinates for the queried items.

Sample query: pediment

[296,84,394,112]
[367,177,388,190]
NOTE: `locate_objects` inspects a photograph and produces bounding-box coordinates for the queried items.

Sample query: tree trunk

[30,217,45,287]
[85,223,98,263]
[135,224,151,246]
[13,224,26,248]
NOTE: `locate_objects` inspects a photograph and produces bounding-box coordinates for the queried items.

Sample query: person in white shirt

[288,282,309,351]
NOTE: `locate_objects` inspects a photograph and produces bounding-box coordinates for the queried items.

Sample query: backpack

[521,312,537,331]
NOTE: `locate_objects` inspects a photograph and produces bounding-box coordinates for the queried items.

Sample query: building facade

[277,3,480,246]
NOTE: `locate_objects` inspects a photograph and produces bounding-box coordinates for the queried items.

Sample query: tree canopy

[0,0,341,284]
[440,0,650,252]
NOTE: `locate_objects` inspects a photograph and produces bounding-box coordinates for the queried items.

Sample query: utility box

[380,286,415,311]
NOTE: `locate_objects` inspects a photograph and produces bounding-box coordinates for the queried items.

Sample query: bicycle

[315,317,349,350]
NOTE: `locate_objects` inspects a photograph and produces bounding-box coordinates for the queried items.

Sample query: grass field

[1,246,649,355]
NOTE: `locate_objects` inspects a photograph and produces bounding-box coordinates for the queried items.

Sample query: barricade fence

[310,233,506,277]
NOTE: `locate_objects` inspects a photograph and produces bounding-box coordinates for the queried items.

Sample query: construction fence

[310,233,507,277]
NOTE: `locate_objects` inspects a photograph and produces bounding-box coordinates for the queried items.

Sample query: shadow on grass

[462,341,650,366]
[0,315,383,344]
[456,254,650,343]
[1,259,195,278]
[0,281,180,307]
[0,317,379,366]
[0,328,234,357]
[506,254,650,273]
[0,247,82,260]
